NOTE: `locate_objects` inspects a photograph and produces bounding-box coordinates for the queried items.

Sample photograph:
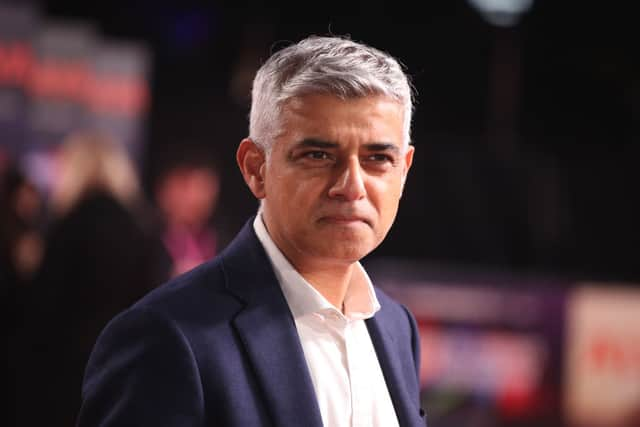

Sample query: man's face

[246,94,414,269]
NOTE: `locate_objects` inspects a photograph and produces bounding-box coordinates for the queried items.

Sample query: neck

[296,261,356,311]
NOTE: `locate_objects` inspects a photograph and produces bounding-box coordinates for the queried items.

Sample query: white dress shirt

[253,215,399,427]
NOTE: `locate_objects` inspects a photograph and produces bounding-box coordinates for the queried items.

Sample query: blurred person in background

[77,35,425,427]
[152,144,229,277]
[15,130,172,427]
[0,163,45,291]
[2,156,46,427]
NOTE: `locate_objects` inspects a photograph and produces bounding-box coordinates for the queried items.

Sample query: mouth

[319,215,372,228]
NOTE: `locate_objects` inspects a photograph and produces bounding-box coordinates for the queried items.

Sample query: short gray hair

[249,35,415,151]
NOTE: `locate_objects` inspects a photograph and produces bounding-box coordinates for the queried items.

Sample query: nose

[328,157,366,201]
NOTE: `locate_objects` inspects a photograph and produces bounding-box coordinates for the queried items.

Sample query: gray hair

[249,35,415,151]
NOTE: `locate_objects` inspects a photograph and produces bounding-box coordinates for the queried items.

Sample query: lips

[319,215,372,227]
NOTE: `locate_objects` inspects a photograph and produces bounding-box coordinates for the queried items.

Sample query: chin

[302,226,379,261]
[318,241,375,263]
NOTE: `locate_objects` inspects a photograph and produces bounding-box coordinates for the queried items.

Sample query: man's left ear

[401,145,415,190]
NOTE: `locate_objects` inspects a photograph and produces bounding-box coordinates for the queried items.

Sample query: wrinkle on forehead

[276,94,405,150]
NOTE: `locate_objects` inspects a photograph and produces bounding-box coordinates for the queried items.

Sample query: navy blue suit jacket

[78,219,426,426]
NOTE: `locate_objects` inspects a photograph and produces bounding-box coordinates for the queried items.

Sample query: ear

[400,145,415,190]
[237,138,267,199]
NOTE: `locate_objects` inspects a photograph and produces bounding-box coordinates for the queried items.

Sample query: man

[78,35,425,427]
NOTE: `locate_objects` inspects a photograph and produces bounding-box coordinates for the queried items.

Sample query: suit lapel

[221,220,324,427]
[367,314,419,427]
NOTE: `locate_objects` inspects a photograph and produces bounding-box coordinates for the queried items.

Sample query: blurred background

[2,0,638,426]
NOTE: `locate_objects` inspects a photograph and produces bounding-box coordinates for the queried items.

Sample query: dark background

[38,0,640,283]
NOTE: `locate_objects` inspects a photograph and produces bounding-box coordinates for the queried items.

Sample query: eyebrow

[294,138,400,153]
[294,138,339,149]
[365,143,400,154]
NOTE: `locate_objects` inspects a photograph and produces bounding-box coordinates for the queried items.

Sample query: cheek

[272,172,323,201]
[266,172,319,219]
[370,181,403,221]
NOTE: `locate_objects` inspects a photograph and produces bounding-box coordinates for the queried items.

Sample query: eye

[305,151,332,160]
[367,153,393,162]
[362,152,397,172]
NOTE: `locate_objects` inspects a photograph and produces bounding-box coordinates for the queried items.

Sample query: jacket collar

[220,218,421,427]
[367,309,423,427]
[220,218,324,427]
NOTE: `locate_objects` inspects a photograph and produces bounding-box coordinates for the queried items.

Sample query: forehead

[276,94,404,147]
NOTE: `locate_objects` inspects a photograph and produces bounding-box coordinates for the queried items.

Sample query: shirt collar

[253,213,381,321]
